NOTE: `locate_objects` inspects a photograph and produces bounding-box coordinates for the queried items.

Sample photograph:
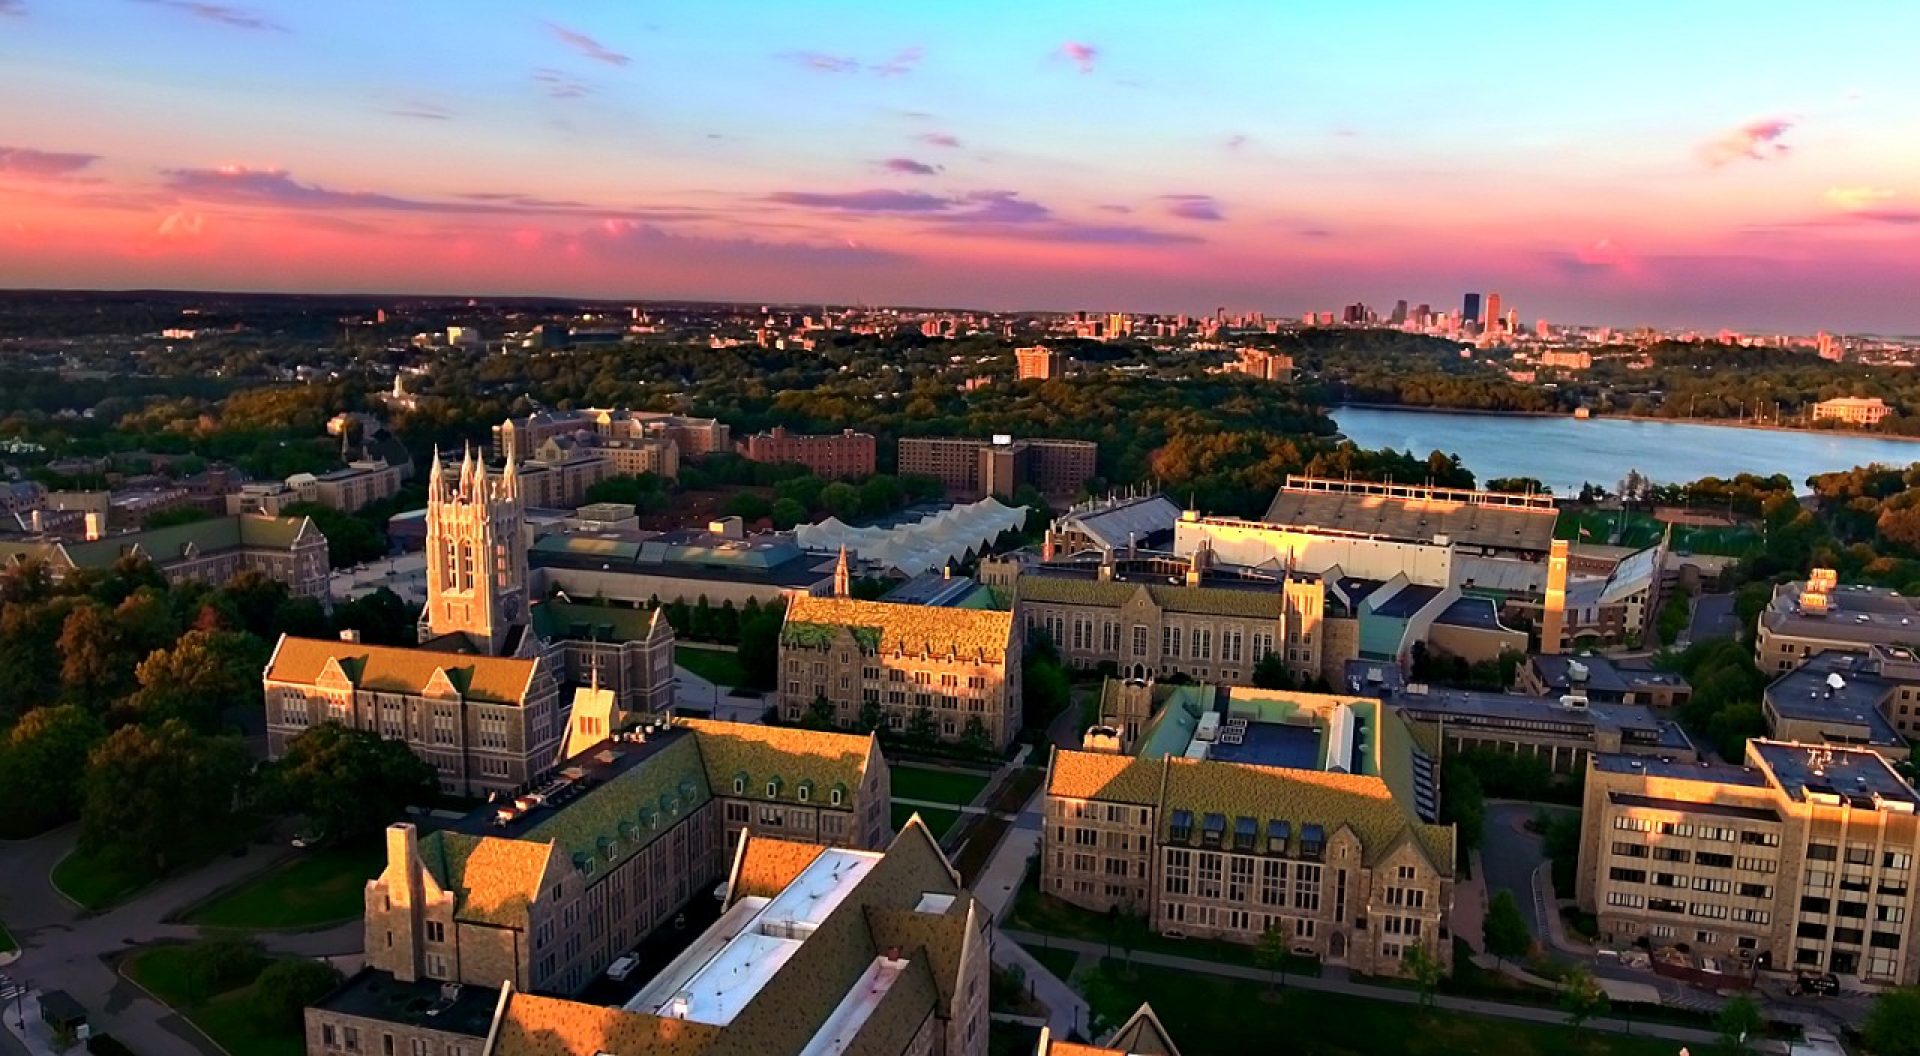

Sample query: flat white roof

[630,848,882,1026]
[796,956,910,1056]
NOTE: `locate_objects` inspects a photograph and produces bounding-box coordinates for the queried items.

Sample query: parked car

[1793,971,1840,996]
[606,955,640,982]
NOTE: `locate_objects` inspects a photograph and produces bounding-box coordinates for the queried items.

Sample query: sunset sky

[1,0,1916,331]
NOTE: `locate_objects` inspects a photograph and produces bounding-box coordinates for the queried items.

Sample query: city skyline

[2,1,1917,332]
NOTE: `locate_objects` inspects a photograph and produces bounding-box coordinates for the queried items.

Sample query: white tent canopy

[796,498,1029,575]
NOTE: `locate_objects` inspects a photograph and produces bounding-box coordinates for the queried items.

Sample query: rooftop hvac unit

[1560,694,1590,710]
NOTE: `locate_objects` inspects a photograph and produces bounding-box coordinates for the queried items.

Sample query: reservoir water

[1331,405,1920,494]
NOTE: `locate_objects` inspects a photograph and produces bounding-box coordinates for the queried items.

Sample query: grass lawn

[1553,508,1758,557]
[185,842,383,930]
[891,803,960,838]
[1085,960,1677,1056]
[0,920,15,954]
[675,645,749,688]
[52,846,155,911]
[891,764,990,806]
[1005,874,1318,976]
[123,946,306,1056]
[1019,941,1082,981]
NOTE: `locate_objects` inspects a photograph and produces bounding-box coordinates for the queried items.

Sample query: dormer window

[732,774,746,795]
[798,781,812,803]
[1169,809,1194,844]
[767,777,782,798]
[830,785,845,807]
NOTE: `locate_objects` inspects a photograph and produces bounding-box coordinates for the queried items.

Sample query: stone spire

[834,544,851,597]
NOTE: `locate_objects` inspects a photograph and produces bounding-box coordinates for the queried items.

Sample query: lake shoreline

[1335,401,1920,445]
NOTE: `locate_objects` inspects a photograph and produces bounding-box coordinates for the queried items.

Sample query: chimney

[28,508,42,533]
[340,628,362,643]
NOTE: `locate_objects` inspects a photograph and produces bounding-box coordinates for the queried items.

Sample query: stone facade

[1578,743,1920,984]
[779,593,1022,750]
[0,513,330,600]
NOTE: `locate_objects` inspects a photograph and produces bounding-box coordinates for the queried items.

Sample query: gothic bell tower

[419,445,530,656]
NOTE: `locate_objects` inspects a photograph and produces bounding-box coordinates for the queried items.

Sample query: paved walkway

[0,826,361,1056]
[999,929,1783,1052]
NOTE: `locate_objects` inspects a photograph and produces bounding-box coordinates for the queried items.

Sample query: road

[1688,593,1740,645]
[1480,802,1561,944]
[0,826,362,1056]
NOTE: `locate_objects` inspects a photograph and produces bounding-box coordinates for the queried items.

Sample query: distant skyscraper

[1389,300,1408,325]
[1461,293,1481,329]
[1343,303,1367,325]
[1484,292,1502,332]
[1505,308,1518,333]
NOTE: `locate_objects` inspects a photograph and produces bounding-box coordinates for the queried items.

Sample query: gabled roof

[522,736,713,877]
[783,595,1015,659]
[681,718,874,809]
[1016,576,1282,620]
[492,992,725,1056]
[264,633,539,705]
[418,830,555,926]
[0,513,318,571]
[1049,749,1164,805]
[531,599,671,645]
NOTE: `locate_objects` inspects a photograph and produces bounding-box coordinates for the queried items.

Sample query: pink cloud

[541,21,629,67]
[1160,194,1224,222]
[1225,134,1248,151]
[1057,41,1099,74]
[0,145,99,178]
[917,132,961,149]
[131,0,284,32]
[1699,118,1794,167]
[155,210,206,239]
[533,68,592,100]
[780,51,863,74]
[880,158,940,176]
[0,1,23,16]
[871,46,923,77]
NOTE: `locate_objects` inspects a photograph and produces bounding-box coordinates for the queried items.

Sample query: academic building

[1007,548,1326,685]
[308,768,990,1056]
[779,574,1023,750]
[898,435,1097,501]
[1757,571,1920,675]
[0,512,330,600]
[265,450,677,798]
[1044,681,1454,978]
[738,425,878,479]
[1577,741,1920,985]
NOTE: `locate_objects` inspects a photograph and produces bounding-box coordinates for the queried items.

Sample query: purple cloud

[1298,227,1336,239]
[880,158,940,176]
[1844,209,1920,226]
[780,50,862,74]
[766,189,953,212]
[944,221,1201,246]
[584,220,907,271]
[917,132,961,149]
[0,1,23,16]
[1700,117,1794,167]
[1058,41,1099,74]
[542,21,629,67]
[1161,194,1224,221]
[131,0,284,32]
[388,103,453,121]
[533,68,592,99]
[871,46,923,77]
[161,166,708,223]
[1225,134,1249,151]
[767,187,1051,224]
[0,145,100,178]
[1097,204,1133,215]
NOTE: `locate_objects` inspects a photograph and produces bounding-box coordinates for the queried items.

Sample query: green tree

[1559,966,1608,1036]
[122,629,265,730]
[906,707,937,747]
[770,497,809,530]
[179,936,266,1003]
[252,958,344,1029]
[855,698,884,734]
[1714,992,1763,1056]
[960,716,993,757]
[1250,651,1294,690]
[803,693,837,730]
[1483,890,1532,966]
[1440,757,1485,856]
[737,602,785,689]
[281,502,385,568]
[262,724,438,844]
[1402,944,1443,1010]
[80,719,252,873]
[1865,986,1920,1056]
[0,704,106,836]
[58,600,128,706]
[819,481,861,519]
[721,492,772,522]
[1254,923,1290,993]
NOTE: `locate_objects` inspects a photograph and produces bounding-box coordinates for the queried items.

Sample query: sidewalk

[999,929,1785,1053]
